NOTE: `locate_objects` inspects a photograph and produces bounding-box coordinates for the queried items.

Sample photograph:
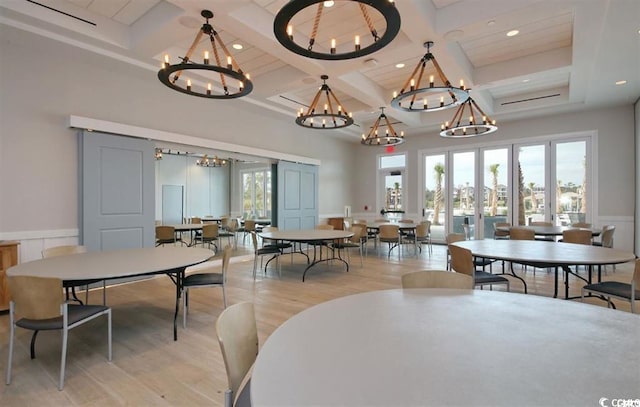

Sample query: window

[379,154,406,169]
[242,169,271,219]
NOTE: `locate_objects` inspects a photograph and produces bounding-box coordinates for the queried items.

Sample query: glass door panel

[452,151,475,237]
[424,154,446,242]
[554,140,587,226]
[482,148,509,238]
[517,145,546,225]
[382,172,404,220]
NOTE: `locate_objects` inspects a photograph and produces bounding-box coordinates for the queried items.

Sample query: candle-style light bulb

[355,35,361,51]
[245,73,251,80]
[322,119,326,128]
[310,118,314,127]
[331,38,336,54]
[423,98,427,109]
[207,83,212,95]
[239,81,244,91]
[469,115,473,124]
[400,131,404,137]
[163,54,170,69]
[324,104,328,114]
[186,79,191,91]
[338,105,342,114]
[440,96,444,107]
[410,79,415,90]
[460,79,465,90]
[429,75,434,87]
[482,115,487,124]
[226,56,232,70]
[204,51,209,64]
[393,91,398,98]
[287,25,293,40]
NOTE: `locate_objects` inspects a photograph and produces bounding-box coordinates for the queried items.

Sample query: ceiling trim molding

[67,115,321,166]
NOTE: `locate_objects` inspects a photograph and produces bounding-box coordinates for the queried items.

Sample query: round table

[453,240,636,299]
[8,247,213,340]
[251,289,640,407]
[259,230,353,281]
[495,225,600,237]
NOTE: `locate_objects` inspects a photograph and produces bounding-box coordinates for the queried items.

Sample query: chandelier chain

[358,4,378,40]
[172,30,205,84]
[208,34,229,91]
[309,3,324,50]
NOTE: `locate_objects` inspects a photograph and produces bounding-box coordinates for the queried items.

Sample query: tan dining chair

[42,245,106,306]
[242,219,256,245]
[509,227,535,240]
[562,229,593,245]
[182,245,231,328]
[155,225,177,246]
[195,224,219,251]
[6,276,112,390]
[378,224,401,258]
[582,259,640,313]
[216,302,258,407]
[593,225,617,272]
[251,231,282,279]
[401,270,473,289]
[445,233,466,270]
[448,244,510,292]
[331,224,365,266]
[414,221,432,256]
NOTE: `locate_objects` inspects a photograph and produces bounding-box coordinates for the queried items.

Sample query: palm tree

[489,164,499,216]
[393,182,401,209]
[433,163,445,225]
[580,157,587,214]
[528,182,537,212]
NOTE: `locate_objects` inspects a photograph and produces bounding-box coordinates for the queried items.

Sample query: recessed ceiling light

[323,1,334,7]
[506,30,519,37]
[395,63,405,68]
[522,79,530,83]
[232,43,243,50]
[487,20,496,26]
[615,80,627,85]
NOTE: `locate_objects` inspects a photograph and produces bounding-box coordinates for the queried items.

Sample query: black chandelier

[196,155,228,167]
[361,107,404,146]
[391,41,469,112]
[440,97,497,138]
[274,0,401,61]
[158,10,252,99]
[296,75,354,129]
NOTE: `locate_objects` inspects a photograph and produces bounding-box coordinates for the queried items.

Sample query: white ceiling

[1,0,638,142]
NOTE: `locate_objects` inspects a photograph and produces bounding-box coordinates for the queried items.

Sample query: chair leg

[30,330,39,359]
[183,288,188,328]
[6,302,15,385]
[59,326,68,390]
[222,285,227,308]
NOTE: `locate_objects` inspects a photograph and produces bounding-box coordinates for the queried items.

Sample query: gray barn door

[277,161,319,230]
[80,131,155,251]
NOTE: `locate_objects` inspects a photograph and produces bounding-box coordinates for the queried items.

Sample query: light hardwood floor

[0,241,636,406]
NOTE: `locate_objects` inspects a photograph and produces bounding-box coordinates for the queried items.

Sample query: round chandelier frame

[391,41,469,112]
[361,107,405,146]
[158,10,253,99]
[296,75,354,129]
[274,0,401,61]
[440,97,497,138]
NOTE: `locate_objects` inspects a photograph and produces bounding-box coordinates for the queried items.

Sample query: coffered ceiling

[2,0,638,142]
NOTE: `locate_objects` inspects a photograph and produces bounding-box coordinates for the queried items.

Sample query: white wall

[0,24,356,261]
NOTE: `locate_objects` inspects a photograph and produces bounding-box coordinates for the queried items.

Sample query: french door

[421,134,592,242]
